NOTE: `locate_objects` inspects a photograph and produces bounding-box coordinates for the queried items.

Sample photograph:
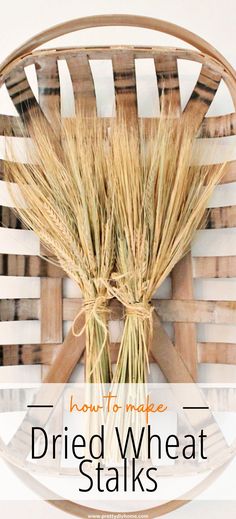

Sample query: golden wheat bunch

[106,112,225,384]
[5,112,115,384]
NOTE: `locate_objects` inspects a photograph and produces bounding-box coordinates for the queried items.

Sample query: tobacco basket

[0,14,236,517]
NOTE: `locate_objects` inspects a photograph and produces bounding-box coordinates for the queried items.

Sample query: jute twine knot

[125,301,154,321]
[72,294,109,377]
[124,301,154,373]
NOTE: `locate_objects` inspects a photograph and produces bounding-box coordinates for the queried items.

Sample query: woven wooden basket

[0,14,236,517]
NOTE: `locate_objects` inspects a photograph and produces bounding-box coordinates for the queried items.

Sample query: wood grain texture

[183,64,222,130]
[0,343,57,366]
[40,278,62,344]
[193,256,236,278]
[2,297,236,324]
[172,253,197,380]
[0,206,24,229]
[5,65,42,119]
[1,341,236,367]
[199,112,236,138]
[66,53,96,114]
[154,54,180,115]
[112,51,137,117]
[207,205,236,229]
[0,114,24,137]
[35,56,60,124]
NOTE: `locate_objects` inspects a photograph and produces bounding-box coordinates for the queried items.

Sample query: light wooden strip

[193,256,236,278]
[172,254,197,379]
[155,300,236,324]
[66,54,96,114]
[40,278,62,344]
[5,64,61,144]
[2,298,236,324]
[154,54,180,115]
[112,52,137,116]
[35,56,60,124]
[198,342,236,364]
[207,205,236,228]
[183,64,222,129]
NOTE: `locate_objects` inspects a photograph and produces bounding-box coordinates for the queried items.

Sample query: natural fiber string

[72,294,110,377]
[125,301,154,374]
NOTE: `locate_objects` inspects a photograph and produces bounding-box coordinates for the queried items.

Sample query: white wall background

[0,0,236,517]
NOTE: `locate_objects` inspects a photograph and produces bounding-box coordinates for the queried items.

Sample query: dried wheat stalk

[106,112,225,384]
[5,112,115,384]
[5,109,225,387]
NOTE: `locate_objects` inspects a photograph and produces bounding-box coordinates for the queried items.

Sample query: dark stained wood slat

[0,114,26,137]
[35,56,60,124]
[154,54,181,115]
[0,206,25,229]
[66,54,97,114]
[40,278,63,344]
[0,343,57,366]
[5,65,42,118]
[5,65,61,144]
[200,112,236,138]
[112,52,137,117]
[207,206,236,229]
[183,64,222,130]
[193,256,236,278]
[0,299,38,321]
[172,253,197,380]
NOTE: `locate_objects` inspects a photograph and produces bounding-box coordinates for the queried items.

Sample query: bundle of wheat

[5,112,115,384]
[106,112,225,384]
[5,110,225,386]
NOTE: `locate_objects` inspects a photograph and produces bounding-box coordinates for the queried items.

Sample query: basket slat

[112,51,137,115]
[183,64,222,128]
[5,65,42,119]
[1,341,236,367]
[40,278,62,344]
[172,254,197,379]
[1,297,236,324]
[66,54,96,114]
[194,256,236,278]
[154,54,181,114]
[36,56,60,124]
